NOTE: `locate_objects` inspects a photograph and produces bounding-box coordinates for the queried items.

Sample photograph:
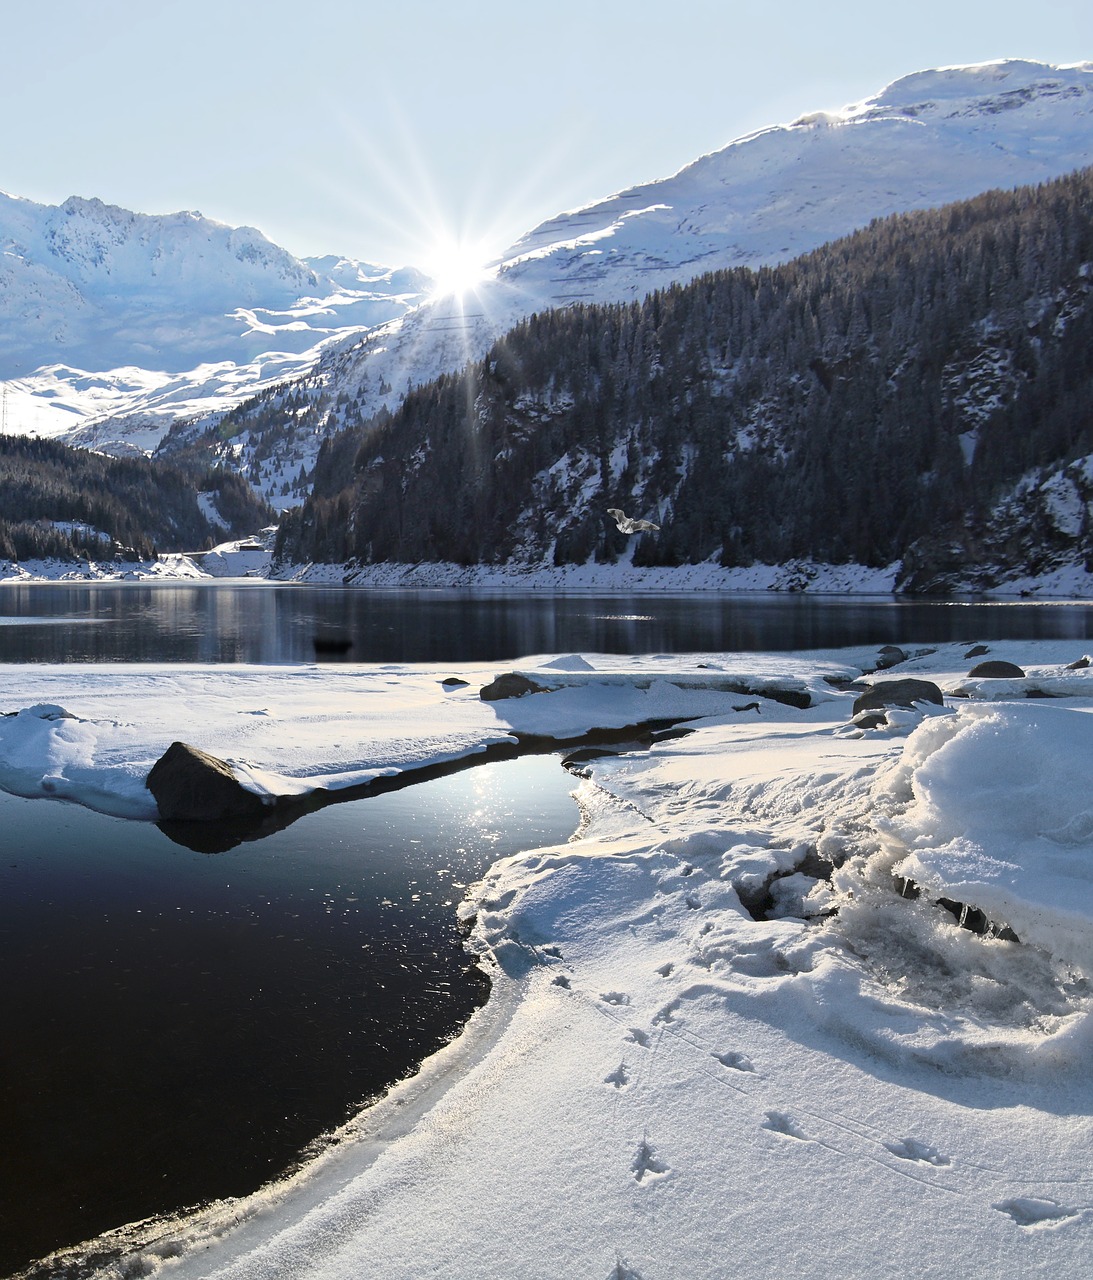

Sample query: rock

[146,741,269,822]
[441,676,470,687]
[852,678,944,716]
[852,709,889,730]
[1066,655,1091,670]
[479,672,549,701]
[964,644,990,659]
[875,645,907,670]
[968,660,1026,678]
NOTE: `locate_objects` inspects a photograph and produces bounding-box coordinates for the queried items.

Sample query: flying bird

[608,508,660,535]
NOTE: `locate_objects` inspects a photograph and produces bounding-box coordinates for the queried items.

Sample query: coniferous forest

[276,168,1093,591]
[0,435,273,563]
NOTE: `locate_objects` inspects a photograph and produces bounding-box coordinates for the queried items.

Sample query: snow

[4,59,1092,475]
[12,638,1093,1277]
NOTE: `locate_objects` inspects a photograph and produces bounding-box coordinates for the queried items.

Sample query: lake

[0,753,580,1276]
[1,581,1093,663]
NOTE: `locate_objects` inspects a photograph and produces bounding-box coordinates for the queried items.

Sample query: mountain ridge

[2,58,1092,501]
[168,56,1093,507]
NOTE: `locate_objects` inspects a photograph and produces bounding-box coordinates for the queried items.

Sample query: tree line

[0,434,274,563]
[273,167,1093,590]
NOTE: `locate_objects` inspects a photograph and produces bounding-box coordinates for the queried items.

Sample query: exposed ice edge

[14,640,1093,1279]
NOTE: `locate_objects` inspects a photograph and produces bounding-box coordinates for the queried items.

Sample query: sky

[1,0,1089,278]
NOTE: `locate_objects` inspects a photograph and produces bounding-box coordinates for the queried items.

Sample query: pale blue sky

[2,0,1089,274]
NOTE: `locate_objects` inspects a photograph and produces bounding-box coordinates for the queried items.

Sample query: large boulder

[480,673,549,701]
[146,741,269,822]
[852,678,944,716]
[968,660,1026,678]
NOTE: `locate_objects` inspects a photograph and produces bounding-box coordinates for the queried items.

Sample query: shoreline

[4,552,1093,598]
[25,959,525,1280]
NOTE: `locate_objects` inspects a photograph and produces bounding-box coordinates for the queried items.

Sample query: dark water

[0,756,579,1276]
[1,581,1093,664]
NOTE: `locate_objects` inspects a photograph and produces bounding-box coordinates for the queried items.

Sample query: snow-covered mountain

[3,58,1093,477]
[318,59,1093,419]
[0,192,430,448]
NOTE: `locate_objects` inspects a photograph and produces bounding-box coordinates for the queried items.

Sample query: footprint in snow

[600,991,631,1006]
[631,1137,670,1183]
[552,974,572,989]
[627,1027,651,1048]
[712,1050,755,1073]
[656,962,675,978]
[993,1197,1083,1228]
[883,1137,949,1166]
[604,1063,630,1090]
[762,1110,809,1141]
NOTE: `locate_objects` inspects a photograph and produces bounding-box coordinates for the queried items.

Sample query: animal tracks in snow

[883,1137,950,1167]
[604,1063,630,1090]
[631,1137,670,1183]
[712,1050,755,1073]
[537,913,1091,1236]
[993,1197,1085,1229]
[762,1110,810,1141]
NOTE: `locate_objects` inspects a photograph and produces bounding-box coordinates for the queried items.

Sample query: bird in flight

[608,508,660,534]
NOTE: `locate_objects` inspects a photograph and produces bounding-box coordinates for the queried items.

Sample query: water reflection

[0,753,579,1275]
[1,582,1092,665]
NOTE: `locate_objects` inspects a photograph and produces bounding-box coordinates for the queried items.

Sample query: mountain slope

[0,192,430,446]
[274,167,1093,593]
[0,434,274,563]
[162,58,1093,501]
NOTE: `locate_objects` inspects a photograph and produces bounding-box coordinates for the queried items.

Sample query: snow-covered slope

[4,59,1093,466]
[318,59,1093,429]
[0,193,430,445]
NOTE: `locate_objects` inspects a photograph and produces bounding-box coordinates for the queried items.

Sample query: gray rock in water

[964,644,990,659]
[146,741,269,822]
[968,660,1026,678]
[852,678,944,716]
[480,672,550,701]
[1066,655,1091,670]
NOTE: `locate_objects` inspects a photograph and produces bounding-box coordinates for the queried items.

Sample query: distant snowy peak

[0,189,432,384]
[3,191,317,302]
[858,58,1093,118]
[497,59,1093,287]
[325,59,1093,437]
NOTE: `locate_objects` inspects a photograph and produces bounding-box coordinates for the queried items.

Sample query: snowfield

[8,640,1093,1278]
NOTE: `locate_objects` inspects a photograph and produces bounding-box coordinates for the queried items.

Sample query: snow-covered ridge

[0,190,431,442]
[309,59,1093,457]
[4,59,1093,476]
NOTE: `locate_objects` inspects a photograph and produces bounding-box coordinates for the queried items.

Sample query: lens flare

[421,236,494,299]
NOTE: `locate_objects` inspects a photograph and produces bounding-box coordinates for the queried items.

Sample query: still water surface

[1,581,1093,663]
[0,755,579,1275]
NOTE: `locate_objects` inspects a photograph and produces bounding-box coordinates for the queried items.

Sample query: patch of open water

[0,754,579,1276]
[2,582,1093,663]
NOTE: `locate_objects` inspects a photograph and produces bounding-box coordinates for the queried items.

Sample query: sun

[421,235,493,299]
